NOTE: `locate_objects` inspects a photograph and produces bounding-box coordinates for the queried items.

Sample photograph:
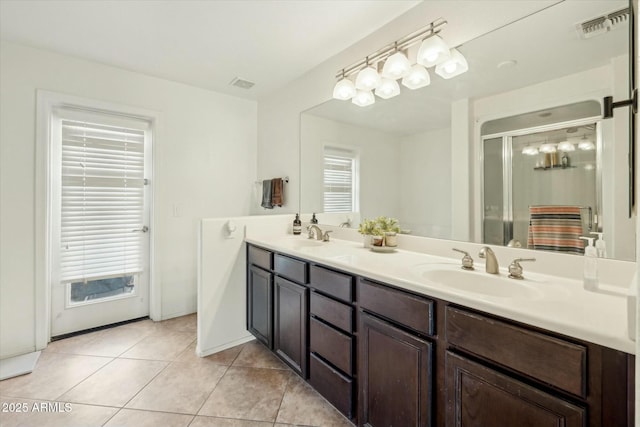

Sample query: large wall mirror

[300,0,635,261]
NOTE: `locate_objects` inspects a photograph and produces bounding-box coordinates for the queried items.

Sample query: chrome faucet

[508,258,536,280]
[307,225,324,241]
[479,247,499,274]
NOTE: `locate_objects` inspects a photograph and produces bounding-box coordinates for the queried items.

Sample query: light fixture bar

[335,18,447,80]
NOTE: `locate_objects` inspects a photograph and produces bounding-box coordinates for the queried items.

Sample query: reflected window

[323,147,358,212]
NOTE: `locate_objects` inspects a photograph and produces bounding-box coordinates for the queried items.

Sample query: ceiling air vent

[576,7,629,39]
[229,77,255,90]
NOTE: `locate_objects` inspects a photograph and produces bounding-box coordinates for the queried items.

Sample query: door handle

[131,226,149,233]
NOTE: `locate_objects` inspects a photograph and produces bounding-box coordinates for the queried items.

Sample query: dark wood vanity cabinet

[358,279,434,427]
[274,276,308,377]
[246,245,634,427]
[247,252,273,348]
[308,265,356,419]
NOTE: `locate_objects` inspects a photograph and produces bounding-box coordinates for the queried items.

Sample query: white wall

[300,114,401,221]
[0,41,257,359]
[399,128,452,238]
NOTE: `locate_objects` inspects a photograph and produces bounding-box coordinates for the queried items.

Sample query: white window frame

[322,145,360,213]
[35,90,160,349]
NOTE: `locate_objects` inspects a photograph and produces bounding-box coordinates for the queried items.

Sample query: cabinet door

[247,265,273,349]
[359,312,433,427]
[446,351,585,427]
[274,276,308,377]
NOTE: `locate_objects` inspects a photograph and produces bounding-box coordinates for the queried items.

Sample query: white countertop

[246,234,635,354]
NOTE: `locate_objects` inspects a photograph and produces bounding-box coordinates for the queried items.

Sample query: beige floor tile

[175,342,244,367]
[0,352,112,400]
[232,341,287,370]
[119,331,195,361]
[157,314,197,333]
[3,400,118,427]
[59,358,167,407]
[126,360,227,414]
[276,376,352,427]
[104,408,193,427]
[44,330,103,355]
[190,415,274,427]
[198,366,291,422]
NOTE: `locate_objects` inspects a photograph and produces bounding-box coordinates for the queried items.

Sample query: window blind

[323,148,355,213]
[60,119,146,283]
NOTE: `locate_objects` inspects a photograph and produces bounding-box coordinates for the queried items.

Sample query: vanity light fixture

[578,135,595,150]
[417,34,451,67]
[557,140,576,152]
[539,143,557,153]
[332,18,468,106]
[332,73,356,100]
[435,48,469,79]
[355,60,381,91]
[402,64,430,90]
[522,144,539,155]
[352,90,375,107]
[381,47,411,79]
[375,78,401,99]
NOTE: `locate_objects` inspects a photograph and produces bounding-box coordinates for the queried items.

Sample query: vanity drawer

[309,265,353,303]
[248,245,272,271]
[274,254,308,284]
[358,279,434,336]
[310,291,353,334]
[309,353,353,419]
[310,317,353,375]
[446,306,587,397]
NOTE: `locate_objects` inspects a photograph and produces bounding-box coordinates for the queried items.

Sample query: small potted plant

[358,218,382,248]
[376,216,401,247]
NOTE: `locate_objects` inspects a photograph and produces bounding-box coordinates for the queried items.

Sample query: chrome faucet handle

[322,230,332,242]
[453,248,474,270]
[508,258,536,280]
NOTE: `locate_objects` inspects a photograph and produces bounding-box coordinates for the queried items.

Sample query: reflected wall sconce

[578,135,595,150]
[332,18,468,106]
[557,141,576,152]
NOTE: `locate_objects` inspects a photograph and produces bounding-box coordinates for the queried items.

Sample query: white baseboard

[196,334,254,357]
[0,351,41,380]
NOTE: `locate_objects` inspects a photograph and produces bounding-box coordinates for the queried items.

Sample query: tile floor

[0,315,352,427]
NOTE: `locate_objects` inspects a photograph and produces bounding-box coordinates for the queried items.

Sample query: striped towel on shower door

[527,206,584,254]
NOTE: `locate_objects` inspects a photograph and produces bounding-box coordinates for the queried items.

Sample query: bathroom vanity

[245,237,634,427]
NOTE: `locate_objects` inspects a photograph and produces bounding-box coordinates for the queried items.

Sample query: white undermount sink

[417,267,544,300]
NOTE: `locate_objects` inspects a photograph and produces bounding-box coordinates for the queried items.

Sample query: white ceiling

[0,0,420,99]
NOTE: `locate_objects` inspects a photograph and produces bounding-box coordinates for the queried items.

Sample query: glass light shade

[417,35,450,67]
[355,66,381,91]
[522,145,539,156]
[401,64,430,90]
[435,48,469,79]
[578,139,595,150]
[375,78,400,99]
[557,141,575,152]
[381,51,411,79]
[332,78,356,100]
[539,143,557,153]
[352,90,375,107]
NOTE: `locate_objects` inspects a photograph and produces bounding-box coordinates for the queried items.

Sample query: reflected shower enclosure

[482,103,600,252]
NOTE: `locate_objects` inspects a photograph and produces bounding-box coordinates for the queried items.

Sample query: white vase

[363,234,373,248]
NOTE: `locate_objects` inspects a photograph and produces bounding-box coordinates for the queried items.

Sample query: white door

[50,107,151,337]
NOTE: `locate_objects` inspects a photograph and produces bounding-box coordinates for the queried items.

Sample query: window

[323,147,358,213]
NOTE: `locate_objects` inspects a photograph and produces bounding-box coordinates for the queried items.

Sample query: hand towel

[261,180,273,209]
[527,205,584,254]
[271,178,283,207]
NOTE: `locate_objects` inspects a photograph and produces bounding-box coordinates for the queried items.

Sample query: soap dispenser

[311,213,318,224]
[579,236,598,291]
[590,232,607,258]
[293,213,302,235]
